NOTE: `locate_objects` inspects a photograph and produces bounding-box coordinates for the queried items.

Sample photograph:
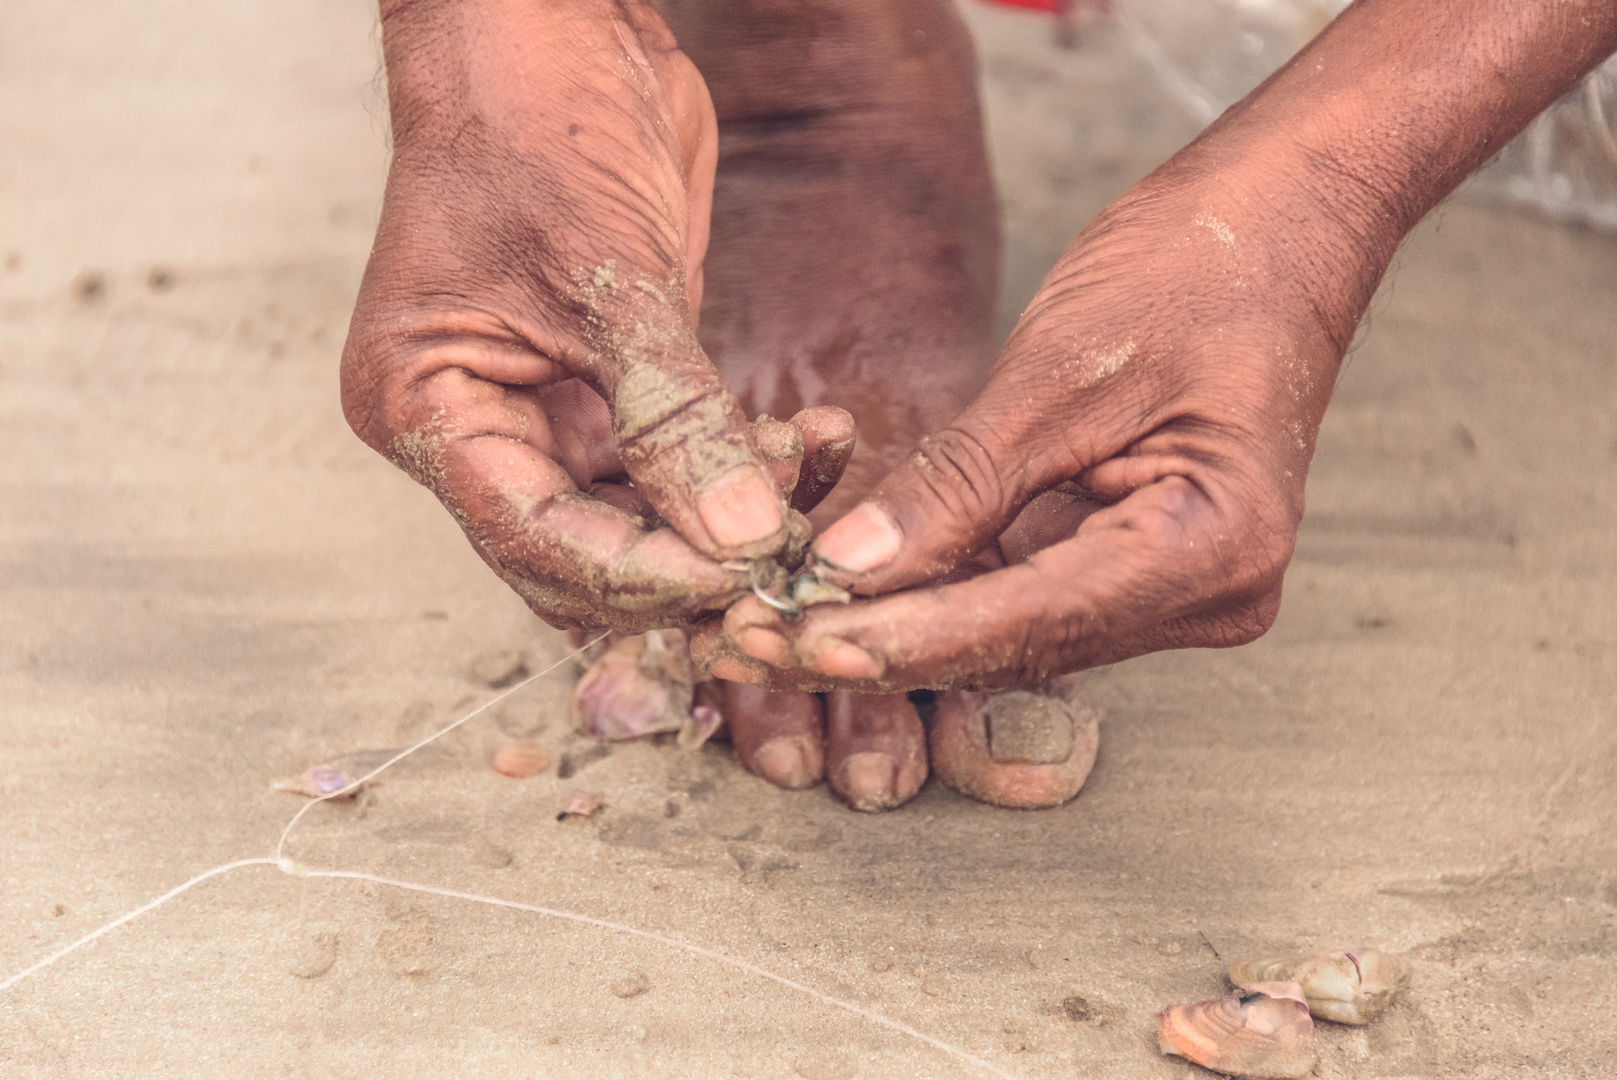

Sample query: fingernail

[697,465,783,550]
[752,737,822,790]
[814,502,902,573]
[812,639,883,680]
[839,752,898,811]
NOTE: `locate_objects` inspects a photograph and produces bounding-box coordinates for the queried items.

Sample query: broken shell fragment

[789,570,850,609]
[1157,982,1317,1079]
[272,765,360,799]
[677,703,724,750]
[558,788,603,820]
[569,630,694,741]
[1228,949,1412,1025]
[488,742,549,779]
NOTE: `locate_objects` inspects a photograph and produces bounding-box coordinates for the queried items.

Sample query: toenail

[839,752,898,811]
[697,465,783,550]
[812,640,883,680]
[983,692,1076,764]
[753,737,820,790]
[814,502,902,573]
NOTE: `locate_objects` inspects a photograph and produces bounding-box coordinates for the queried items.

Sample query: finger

[448,433,750,629]
[994,485,1107,565]
[804,383,1078,596]
[399,368,748,630]
[747,407,857,515]
[720,475,1287,691]
[750,415,805,501]
[587,480,656,519]
[785,406,856,515]
[596,298,790,560]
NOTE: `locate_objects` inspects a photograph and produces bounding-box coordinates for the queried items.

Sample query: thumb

[606,321,791,560]
[807,389,1074,595]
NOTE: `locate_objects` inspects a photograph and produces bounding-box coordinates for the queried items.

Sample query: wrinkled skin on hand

[341,0,851,631]
[701,0,1617,692]
[701,169,1338,689]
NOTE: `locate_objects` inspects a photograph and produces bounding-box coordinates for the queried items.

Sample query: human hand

[341,0,850,631]
[699,163,1348,688]
[701,0,1617,691]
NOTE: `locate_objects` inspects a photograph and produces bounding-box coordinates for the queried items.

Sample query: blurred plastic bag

[974,0,1617,230]
[1466,56,1617,231]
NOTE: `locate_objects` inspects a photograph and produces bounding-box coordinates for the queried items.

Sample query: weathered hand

[703,166,1342,688]
[701,0,1617,690]
[341,0,847,630]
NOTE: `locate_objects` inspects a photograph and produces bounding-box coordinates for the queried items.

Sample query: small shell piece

[569,630,693,741]
[1157,982,1318,1079]
[558,789,603,820]
[789,571,850,609]
[272,765,359,799]
[677,704,724,750]
[1228,949,1412,1025]
[488,742,549,779]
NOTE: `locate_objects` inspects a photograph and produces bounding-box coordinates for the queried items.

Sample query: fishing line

[1,631,1019,1079]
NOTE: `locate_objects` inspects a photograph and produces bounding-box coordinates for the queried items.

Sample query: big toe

[825,691,927,812]
[929,678,1100,809]
[719,681,826,791]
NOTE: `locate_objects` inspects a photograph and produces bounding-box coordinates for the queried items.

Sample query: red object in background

[979,0,1064,10]
[976,0,1117,17]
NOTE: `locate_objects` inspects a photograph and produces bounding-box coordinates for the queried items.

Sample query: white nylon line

[275,634,609,860]
[301,868,1020,1080]
[2,629,1021,1079]
[0,859,278,993]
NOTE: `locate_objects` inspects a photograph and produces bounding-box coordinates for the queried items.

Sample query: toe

[824,691,927,812]
[721,681,826,791]
[929,678,1100,809]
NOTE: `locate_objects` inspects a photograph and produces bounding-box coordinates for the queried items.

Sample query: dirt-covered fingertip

[693,462,787,555]
[750,414,805,499]
[786,406,856,513]
[810,501,904,581]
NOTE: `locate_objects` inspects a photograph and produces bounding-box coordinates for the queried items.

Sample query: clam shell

[558,788,603,819]
[1157,982,1317,1079]
[790,572,850,609]
[676,704,724,750]
[1228,949,1412,1025]
[488,742,549,779]
[569,630,694,741]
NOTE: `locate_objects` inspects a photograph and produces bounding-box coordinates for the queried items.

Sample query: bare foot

[654,0,991,811]
[572,0,1097,812]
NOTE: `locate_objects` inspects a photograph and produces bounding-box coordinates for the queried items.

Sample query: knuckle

[905,425,1011,530]
[338,334,396,451]
[1219,481,1298,600]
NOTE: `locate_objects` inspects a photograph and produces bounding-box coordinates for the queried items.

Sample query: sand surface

[3,3,1615,1077]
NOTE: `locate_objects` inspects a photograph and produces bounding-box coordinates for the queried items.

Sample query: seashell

[272,765,360,799]
[488,742,549,779]
[676,704,724,750]
[1228,949,1412,1025]
[558,788,603,820]
[569,630,694,741]
[790,571,850,609]
[1157,982,1318,1079]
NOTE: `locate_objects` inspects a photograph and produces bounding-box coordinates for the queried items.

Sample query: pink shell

[1157,983,1317,1079]
[489,742,550,779]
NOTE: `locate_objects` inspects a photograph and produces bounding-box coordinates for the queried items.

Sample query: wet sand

[3,2,1615,1077]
